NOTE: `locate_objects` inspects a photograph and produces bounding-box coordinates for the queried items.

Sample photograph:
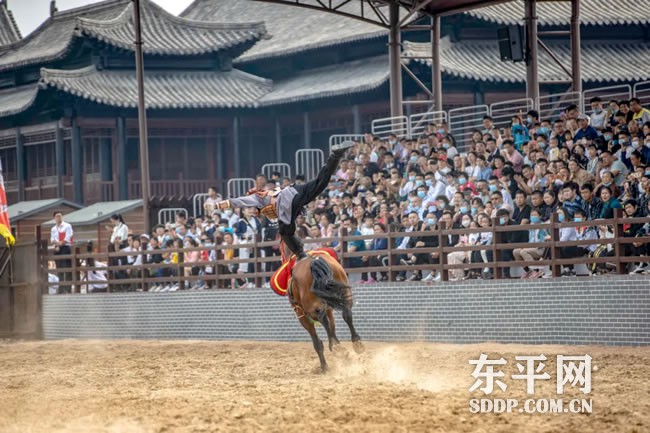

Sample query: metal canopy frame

[253,0,514,118]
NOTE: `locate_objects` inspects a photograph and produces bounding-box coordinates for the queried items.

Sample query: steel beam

[431,15,442,112]
[388,1,403,118]
[570,0,582,94]
[525,0,539,106]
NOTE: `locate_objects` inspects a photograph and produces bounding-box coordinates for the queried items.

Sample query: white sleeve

[50,227,58,244]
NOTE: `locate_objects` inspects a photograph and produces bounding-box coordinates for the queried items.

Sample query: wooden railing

[39,213,650,294]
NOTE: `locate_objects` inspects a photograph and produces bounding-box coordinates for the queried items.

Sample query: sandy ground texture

[0,339,648,433]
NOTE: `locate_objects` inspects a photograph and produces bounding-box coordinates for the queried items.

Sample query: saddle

[270,247,338,297]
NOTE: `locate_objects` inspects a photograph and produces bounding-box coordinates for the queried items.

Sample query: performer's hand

[246,188,258,195]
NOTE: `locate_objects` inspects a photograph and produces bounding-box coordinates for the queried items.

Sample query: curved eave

[75,0,268,57]
[236,29,386,64]
[39,66,271,110]
[0,84,40,118]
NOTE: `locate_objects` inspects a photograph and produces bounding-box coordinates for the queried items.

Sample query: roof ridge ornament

[50,0,58,17]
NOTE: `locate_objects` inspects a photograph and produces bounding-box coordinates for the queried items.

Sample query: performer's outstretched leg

[292,141,355,211]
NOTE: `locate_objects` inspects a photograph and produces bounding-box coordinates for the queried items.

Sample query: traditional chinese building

[0,0,648,208]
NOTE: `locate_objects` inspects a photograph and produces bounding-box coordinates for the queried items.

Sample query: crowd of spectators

[61,97,650,292]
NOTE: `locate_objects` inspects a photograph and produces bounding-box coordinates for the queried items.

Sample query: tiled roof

[0,84,39,118]
[41,200,143,226]
[77,0,267,57]
[261,56,389,106]
[181,0,386,63]
[0,0,128,72]
[403,38,650,83]
[40,65,272,109]
[465,0,650,26]
[0,1,21,46]
[8,199,82,222]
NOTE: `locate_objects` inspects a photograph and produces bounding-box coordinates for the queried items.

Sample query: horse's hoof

[353,340,365,354]
[320,365,329,374]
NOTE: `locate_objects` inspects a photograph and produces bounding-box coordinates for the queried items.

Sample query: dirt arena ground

[0,339,648,433]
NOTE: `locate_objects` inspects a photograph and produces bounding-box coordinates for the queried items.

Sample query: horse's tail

[309,257,349,311]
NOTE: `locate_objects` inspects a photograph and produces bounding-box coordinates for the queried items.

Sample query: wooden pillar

[303,112,311,149]
[71,121,83,204]
[352,105,361,134]
[99,136,112,182]
[233,117,240,178]
[275,116,282,162]
[55,123,65,197]
[15,128,25,202]
[116,117,128,200]
[216,133,223,181]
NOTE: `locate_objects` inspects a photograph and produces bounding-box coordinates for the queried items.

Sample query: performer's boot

[326,140,356,171]
[283,235,307,260]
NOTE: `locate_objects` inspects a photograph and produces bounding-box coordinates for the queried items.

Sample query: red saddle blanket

[270,247,338,296]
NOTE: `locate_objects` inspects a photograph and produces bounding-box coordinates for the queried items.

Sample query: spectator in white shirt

[203,186,223,215]
[108,214,129,248]
[50,211,74,292]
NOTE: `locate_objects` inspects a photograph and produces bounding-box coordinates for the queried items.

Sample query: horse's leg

[342,300,365,354]
[326,308,341,350]
[298,314,327,373]
[317,308,336,353]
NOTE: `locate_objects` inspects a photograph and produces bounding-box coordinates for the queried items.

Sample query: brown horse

[286,248,365,373]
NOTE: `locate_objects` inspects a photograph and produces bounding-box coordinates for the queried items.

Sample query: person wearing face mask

[513,208,549,279]
[496,208,528,278]
[446,214,474,281]
[511,116,530,150]
[399,168,421,197]
[589,96,610,131]
[641,134,650,162]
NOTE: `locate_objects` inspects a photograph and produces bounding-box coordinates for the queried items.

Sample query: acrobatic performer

[215,141,356,260]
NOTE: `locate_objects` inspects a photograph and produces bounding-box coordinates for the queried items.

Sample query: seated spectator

[513,208,548,279]
[447,214,474,281]
[580,183,602,220]
[183,237,201,289]
[468,213,494,279]
[496,208,528,278]
[623,199,650,274]
[561,182,584,218]
[574,114,599,142]
[560,209,597,276]
[513,190,532,224]
[598,186,622,218]
[361,222,389,283]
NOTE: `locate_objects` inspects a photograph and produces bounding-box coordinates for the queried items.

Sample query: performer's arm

[219,195,266,209]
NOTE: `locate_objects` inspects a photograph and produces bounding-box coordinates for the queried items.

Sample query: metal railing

[538,91,581,122]
[41,213,650,294]
[408,110,447,138]
[371,116,410,139]
[448,104,490,152]
[583,84,632,115]
[633,81,650,109]
[227,178,255,199]
[157,208,187,226]
[489,98,535,130]
[261,163,292,180]
[192,193,208,218]
[295,149,324,181]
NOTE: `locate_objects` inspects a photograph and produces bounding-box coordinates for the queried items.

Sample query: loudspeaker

[497,25,524,62]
